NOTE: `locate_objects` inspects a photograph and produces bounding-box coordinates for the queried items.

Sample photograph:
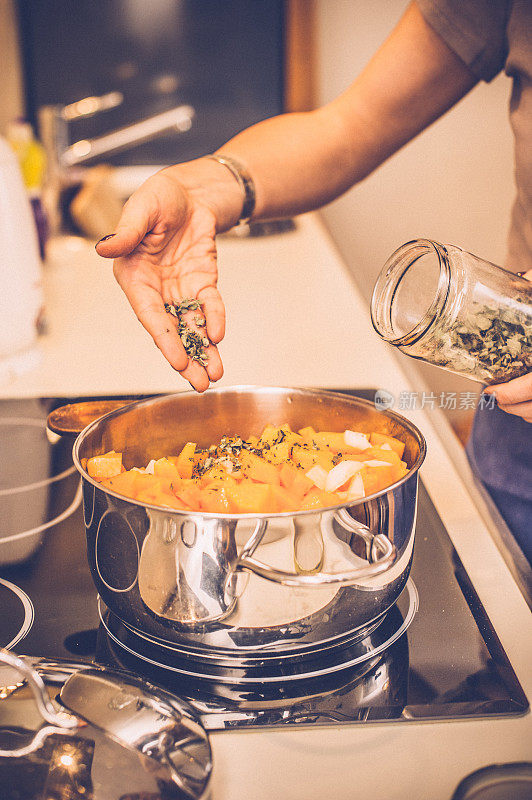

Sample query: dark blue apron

[466,403,532,564]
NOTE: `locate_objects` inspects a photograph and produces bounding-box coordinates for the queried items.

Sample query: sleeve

[416,0,512,82]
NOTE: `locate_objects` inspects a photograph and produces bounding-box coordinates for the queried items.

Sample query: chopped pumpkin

[86,451,122,480]
[86,423,411,513]
[369,432,405,458]
[176,442,196,479]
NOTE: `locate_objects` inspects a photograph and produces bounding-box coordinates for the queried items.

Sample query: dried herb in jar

[429,300,532,383]
[164,298,209,367]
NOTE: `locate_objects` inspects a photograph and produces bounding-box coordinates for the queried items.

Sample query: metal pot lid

[0,650,212,800]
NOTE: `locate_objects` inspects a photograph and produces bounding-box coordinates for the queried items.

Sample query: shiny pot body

[73,387,426,656]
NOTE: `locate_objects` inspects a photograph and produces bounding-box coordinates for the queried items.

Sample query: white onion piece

[325,460,363,492]
[145,459,156,474]
[381,443,393,450]
[344,430,371,450]
[305,465,328,490]
[363,459,391,468]
[346,473,365,500]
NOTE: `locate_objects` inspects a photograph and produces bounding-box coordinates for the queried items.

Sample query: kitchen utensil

[371,239,532,384]
[0,648,212,799]
[0,416,81,565]
[68,386,425,655]
[451,763,532,800]
[47,398,137,434]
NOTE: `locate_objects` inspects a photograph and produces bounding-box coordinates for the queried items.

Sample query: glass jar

[371,239,532,385]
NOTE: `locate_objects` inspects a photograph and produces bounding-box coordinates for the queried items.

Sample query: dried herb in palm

[165,299,209,367]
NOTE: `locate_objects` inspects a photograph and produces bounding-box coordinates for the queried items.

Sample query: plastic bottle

[6,119,48,259]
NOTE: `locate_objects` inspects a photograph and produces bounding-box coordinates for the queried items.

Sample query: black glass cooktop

[0,393,528,731]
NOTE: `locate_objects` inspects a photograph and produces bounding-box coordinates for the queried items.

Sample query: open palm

[96,170,225,392]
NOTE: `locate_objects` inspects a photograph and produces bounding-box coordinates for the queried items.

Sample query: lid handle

[0,648,79,757]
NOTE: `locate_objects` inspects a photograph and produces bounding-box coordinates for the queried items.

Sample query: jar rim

[370,239,451,347]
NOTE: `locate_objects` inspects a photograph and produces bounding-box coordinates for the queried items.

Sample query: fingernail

[95,233,116,247]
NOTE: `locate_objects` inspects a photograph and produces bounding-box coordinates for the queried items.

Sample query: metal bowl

[73,386,426,656]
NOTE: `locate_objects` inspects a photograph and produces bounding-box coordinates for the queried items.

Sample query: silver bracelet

[206,153,256,225]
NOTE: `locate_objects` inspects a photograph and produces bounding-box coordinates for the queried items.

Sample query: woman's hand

[484,269,532,423]
[485,373,532,423]
[95,160,243,392]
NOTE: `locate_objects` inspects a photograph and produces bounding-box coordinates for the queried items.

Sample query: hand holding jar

[371,241,532,423]
[484,269,532,423]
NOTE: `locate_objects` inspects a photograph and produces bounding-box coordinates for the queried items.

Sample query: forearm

[154,3,478,232]
[198,2,477,224]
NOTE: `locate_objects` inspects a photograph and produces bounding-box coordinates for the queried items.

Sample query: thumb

[95,189,157,258]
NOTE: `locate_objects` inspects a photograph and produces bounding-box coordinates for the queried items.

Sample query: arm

[215,1,478,220]
[96,2,478,389]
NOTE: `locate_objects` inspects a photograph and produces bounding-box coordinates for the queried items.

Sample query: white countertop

[2,213,531,799]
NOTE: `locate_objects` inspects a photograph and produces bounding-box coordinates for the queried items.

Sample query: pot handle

[236,509,396,587]
[0,648,79,757]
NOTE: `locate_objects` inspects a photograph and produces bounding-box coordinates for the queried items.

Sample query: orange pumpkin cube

[239,451,281,486]
[290,445,335,472]
[363,447,401,465]
[270,484,301,512]
[300,488,343,510]
[176,442,196,479]
[153,457,181,483]
[226,481,273,513]
[369,433,405,458]
[199,486,234,514]
[175,479,203,510]
[86,451,123,480]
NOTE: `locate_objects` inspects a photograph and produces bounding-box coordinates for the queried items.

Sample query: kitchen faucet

[38,91,194,233]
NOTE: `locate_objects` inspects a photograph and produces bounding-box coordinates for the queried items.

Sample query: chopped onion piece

[325,460,363,492]
[344,430,371,450]
[363,460,390,468]
[346,473,365,500]
[306,465,328,490]
[145,459,156,474]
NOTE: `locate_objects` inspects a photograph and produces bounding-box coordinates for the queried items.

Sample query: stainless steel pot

[72,387,426,656]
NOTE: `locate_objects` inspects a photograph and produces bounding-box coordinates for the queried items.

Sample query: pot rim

[72,385,427,521]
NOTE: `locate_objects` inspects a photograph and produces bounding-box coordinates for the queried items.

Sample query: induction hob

[0,392,528,732]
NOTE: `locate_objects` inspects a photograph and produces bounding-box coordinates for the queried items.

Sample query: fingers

[95,172,188,258]
[496,400,532,423]
[485,372,532,423]
[485,372,532,405]
[95,192,155,258]
[114,266,223,390]
[197,285,226,344]
[178,359,211,393]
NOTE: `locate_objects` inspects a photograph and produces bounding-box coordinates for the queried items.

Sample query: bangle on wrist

[205,153,256,225]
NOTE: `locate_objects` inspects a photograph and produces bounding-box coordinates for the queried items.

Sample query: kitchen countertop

[2,213,531,799]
